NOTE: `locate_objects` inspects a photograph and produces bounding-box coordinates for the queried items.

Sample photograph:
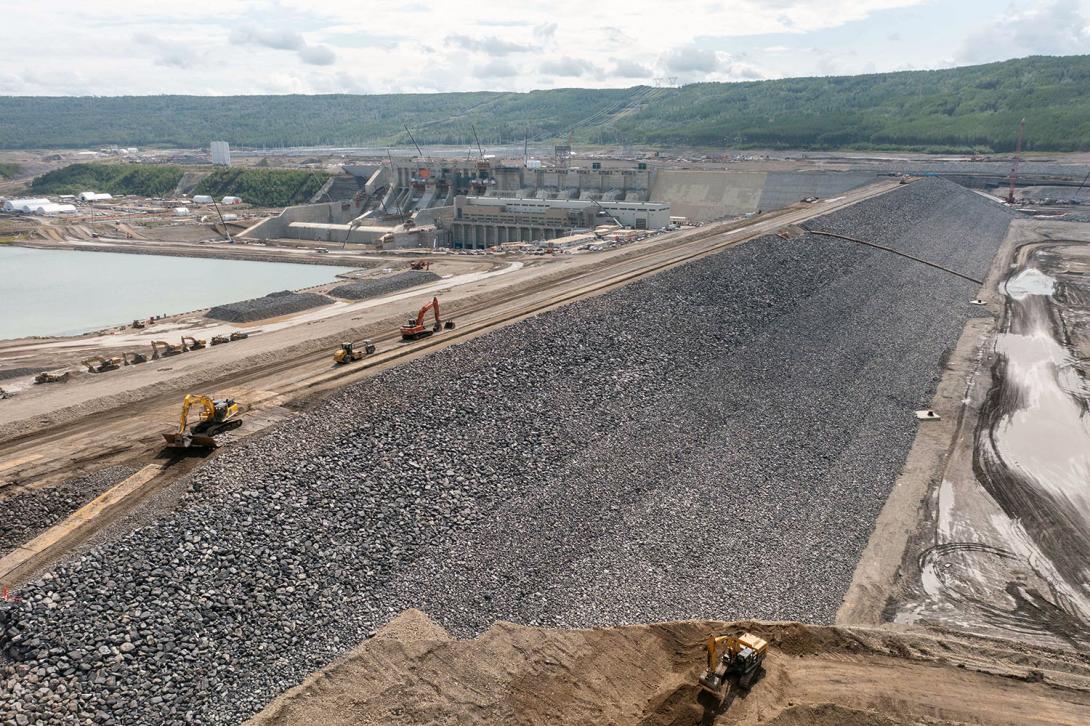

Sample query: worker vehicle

[34,371,70,384]
[181,335,206,351]
[333,339,376,364]
[150,340,183,359]
[82,356,122,373]
[400,296,455,341]
[163,394,242,449]
[699,632,768,698]
[122,351,148,365]
[410,259,431,270]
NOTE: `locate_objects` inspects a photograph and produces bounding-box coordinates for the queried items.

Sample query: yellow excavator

[163,394,242,449]
[698,631,768,699]
[333,339,376,364]
[82,355,122,373]
[181,335,207,351]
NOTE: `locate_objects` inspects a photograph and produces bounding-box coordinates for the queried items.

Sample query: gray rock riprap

[0,178,1014,724]
[0,467,137,556]
[328,271,439,300]
[205,291,331,323]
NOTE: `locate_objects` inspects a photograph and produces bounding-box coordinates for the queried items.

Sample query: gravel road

[0,178,1015,724]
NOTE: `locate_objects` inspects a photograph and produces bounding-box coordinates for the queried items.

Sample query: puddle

[1002,267,1056,299]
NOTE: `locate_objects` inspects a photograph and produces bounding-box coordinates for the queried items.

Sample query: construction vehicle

[400,296,455,341]
[333,339,376,364]
[82,356,122,373]
[131,319,146,329]
[181,335,206,351]
[34,371,69,384]
[210,335,230,346]
[699,632,768,699]
[122,351,148,365]
[163,394,241,449]
[410,259,431,270]
[230,331,249,341]
[150,340,183,359]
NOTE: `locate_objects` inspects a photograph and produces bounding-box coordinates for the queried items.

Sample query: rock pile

[0,179,1015,724]
[328,271,439,300]
[0,467,137,556]
[205,291,331,323]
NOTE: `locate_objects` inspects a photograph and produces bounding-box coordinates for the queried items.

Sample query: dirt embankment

[250,610,1090,726]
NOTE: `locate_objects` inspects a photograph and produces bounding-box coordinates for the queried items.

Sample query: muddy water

[0,246,355,340]
[899,246,1090,646]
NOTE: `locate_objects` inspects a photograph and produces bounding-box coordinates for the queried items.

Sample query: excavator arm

[177,394,215,435]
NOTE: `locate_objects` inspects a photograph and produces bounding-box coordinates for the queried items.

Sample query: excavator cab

[163,394,242,449]
[699,632,768,700]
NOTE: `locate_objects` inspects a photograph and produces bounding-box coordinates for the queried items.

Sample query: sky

[1,0,1089,96]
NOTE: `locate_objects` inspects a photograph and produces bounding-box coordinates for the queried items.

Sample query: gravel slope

[0,467,137,556]
[0,178,1014,724]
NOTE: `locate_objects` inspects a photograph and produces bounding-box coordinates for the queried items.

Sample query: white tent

[192,195,213,204]
[3,198,50,212]
[33,203,78,215]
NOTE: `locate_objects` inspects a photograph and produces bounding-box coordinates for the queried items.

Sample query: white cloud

[611,59,652,78]
[447,34,526,56]
[540,57,595,76]
[958,0,1090,63]
[0,1,1084,95]
[230,27,338,66]
[661,44,720,73]
[474,59,519,78]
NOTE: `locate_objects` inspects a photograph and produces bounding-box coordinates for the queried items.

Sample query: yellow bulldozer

[163,394,242,449]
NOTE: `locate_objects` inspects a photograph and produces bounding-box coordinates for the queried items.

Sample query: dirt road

[250,610,1090,726]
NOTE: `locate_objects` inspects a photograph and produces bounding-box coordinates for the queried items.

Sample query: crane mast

[1006,118,1025,205]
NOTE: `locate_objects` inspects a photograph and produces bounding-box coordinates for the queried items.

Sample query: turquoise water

[0,246,355,340]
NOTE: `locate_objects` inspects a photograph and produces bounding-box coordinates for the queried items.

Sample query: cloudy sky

[2,0,1089,95]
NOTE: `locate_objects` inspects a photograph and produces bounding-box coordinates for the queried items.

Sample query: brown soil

[249,610,1090,726]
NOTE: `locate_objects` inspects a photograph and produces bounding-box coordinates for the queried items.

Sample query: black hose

[802,228,983,285]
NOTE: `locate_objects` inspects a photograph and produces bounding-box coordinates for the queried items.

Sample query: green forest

[0,163,20,179]
[30,163,328,206]
[193,168,328,207]
[31,163,183,196]
[4,55,1090,152]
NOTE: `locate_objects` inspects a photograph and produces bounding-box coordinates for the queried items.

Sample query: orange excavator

[400,296,455,341]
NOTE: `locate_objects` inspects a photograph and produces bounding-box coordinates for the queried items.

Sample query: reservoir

[0,246,356,340]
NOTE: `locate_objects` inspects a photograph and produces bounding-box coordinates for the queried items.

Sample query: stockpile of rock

[205,291,331,323]
[328,271,439,300]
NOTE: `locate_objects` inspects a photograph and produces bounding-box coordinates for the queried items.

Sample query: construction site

[3,135,1090,726]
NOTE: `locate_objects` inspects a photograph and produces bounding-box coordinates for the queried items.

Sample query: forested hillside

[30,163,328,206]
[4,55,1090,152]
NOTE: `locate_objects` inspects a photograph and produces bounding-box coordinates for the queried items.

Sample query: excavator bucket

[163,432,219,449]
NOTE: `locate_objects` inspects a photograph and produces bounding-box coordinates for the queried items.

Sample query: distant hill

[4,55,1090,153]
